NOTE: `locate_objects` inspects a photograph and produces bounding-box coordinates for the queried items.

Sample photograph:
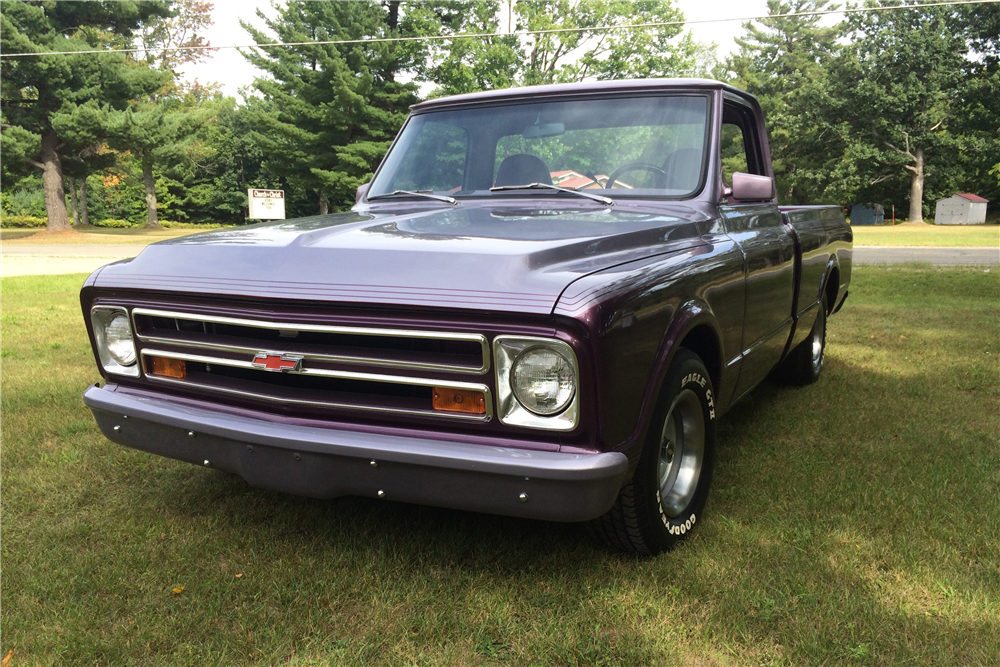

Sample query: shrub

[6,185,47,218]
[158,220,226,229]
[93,218,138,228]
[0,215,48,228]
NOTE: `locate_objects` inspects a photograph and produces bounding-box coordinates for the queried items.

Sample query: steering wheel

[604,162,667,190]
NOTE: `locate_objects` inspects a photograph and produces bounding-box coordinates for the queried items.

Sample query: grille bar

[131,307,490,375]
[140,348,493,422]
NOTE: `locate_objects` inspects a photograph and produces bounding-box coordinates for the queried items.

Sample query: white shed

[934,193,989,225]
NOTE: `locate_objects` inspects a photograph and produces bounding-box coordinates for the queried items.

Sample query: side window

[720,102,766,186]
[720,123,748,186]
[391,122,467,192]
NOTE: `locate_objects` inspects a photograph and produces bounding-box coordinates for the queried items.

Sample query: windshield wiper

[367,190,457,205]
[489,182,613,206]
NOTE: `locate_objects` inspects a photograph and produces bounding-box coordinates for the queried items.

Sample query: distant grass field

[1,267,998,666]
[850,221,999,247]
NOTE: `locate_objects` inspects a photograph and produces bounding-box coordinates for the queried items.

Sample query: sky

[179,0,777,97]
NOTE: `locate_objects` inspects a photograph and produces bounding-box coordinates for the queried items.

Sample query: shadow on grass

[91,348,994,664]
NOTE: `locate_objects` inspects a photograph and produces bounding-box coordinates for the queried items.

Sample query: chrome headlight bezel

[494,335,579,431]
[90,306,139,377]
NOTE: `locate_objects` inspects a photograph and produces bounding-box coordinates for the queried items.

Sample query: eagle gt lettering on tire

[591,349,716,555]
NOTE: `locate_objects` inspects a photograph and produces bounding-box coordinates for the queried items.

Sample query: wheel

[604,162,667,189]
[774,293,827,386]
[590,349,716,555]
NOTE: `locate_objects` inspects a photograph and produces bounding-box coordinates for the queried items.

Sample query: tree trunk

[319,192,329,215]
[142,155,159,227]
[69,177,80,225]
[41,128,71,232]
[79,178,90,226]
[908,146,924,223]
[387,1,400,30]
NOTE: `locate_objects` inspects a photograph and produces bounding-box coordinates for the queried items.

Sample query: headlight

[494,336,579,431]
[90,306,139,377]
[105,313,136,365]
[511,347,576,415]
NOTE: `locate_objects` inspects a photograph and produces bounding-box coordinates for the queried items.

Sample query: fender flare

[620,299,723,466]
[819,254,841,313]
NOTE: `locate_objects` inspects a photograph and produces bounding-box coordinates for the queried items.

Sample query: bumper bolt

[113,425,121,433]
[377,490,385,498]
[370,460,378,468]
[187,431,195,438]
[294,453,301,461]
[247,445,253,453]
[519,493,528,502]
[203,460,210,467]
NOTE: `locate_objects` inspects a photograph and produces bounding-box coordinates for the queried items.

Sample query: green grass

[2,267,998,666]
[851,221,999,247]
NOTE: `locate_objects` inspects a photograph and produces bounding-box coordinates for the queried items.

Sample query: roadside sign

[247,189,285,220]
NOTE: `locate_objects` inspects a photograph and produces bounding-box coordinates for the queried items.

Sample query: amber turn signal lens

[432,387,486,414]
[148,356,187,379]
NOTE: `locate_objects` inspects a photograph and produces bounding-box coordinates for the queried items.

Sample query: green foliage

[0,0,172,230]
[0,215,47,228]
[721,0,841,204]
[824,5,969,219]
[241,1,423,213]
[93,218,137,229]
[722,1,997,215]
[3,177,48,218]
[421,0,704,97]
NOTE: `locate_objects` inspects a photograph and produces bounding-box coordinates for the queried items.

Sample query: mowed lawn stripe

[1,267,998,666]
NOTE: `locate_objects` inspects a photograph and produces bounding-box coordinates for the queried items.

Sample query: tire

[775,293,828,386]
[590,349,716,556]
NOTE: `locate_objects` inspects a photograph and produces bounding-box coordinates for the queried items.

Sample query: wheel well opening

[825,267,840,314]
[679,325,721,393]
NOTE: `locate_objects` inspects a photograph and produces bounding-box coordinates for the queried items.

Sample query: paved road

[2,243,997,278]
[854,246,998,265]
[1,244,146,277]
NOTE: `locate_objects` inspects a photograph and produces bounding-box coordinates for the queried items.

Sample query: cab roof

[410,78,755,112]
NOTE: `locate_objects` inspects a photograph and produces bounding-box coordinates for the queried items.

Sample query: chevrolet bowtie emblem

[252,352,304,372]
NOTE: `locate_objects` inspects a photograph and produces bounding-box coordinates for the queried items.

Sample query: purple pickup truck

[81,79,851,555]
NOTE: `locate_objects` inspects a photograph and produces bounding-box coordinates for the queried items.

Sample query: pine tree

[241,1,427,213]
[0,1,171,232]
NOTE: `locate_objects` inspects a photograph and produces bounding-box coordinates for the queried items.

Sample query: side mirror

[731,172,774,201]
[356,182,370,203]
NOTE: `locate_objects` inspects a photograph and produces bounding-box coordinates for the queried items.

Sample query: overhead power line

[1,0,996,58]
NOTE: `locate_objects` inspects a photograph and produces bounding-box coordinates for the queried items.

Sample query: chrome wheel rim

[657,388,705,518]
[811,312,826,374]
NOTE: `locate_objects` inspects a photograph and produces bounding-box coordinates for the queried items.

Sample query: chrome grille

[130,308,493,422]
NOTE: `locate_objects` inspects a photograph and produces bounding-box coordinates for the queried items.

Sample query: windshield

[368,95,710,201]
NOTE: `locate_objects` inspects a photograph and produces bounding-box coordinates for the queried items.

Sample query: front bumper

[84,384,628,522]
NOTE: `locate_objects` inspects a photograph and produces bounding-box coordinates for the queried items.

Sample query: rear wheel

[590,349,716,555]
[775,293,827,386]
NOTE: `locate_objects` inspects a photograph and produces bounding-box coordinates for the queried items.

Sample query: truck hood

[92,202,712,315]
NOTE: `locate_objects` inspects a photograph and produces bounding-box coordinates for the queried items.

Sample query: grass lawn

[0,225,217,245]
[850,221,999,247]
[1,267,998,666]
